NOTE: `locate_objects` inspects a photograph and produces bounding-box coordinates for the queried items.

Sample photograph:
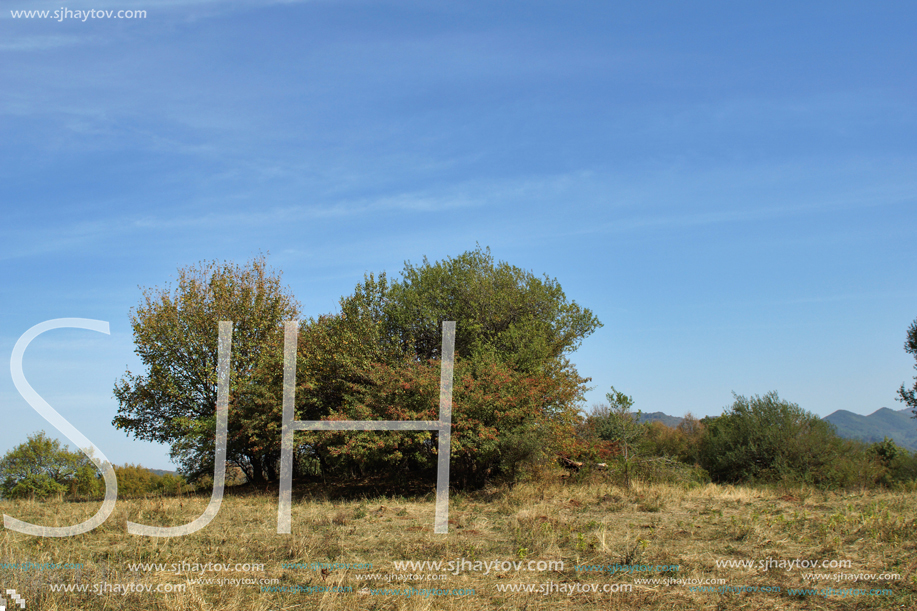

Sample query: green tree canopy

[590,387,641,452]
[898,317,917,412]
[698,392,842,484]
[284,246,602,486]
[112,255,300,484]
[0,432,99,499]
[583,387,643,487]
[383,245,602,373]
[113,248,600,488]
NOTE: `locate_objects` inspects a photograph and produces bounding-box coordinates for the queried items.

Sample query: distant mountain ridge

[636,407,917,452]
[637,412,685,428]
[823,407,917,451]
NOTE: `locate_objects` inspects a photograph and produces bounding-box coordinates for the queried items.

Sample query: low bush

[696,392,902,489]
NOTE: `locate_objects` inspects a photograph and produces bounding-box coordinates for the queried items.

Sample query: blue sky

[1,1,915,469]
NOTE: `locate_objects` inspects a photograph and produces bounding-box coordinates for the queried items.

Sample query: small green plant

[729,514,757,542]
[573,532,596,552]
[589,387,643,488]
[619,538,647,564]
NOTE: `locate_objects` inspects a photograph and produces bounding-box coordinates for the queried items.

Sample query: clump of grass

[636,490,665,513]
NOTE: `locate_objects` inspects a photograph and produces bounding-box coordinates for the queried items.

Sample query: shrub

[70,464,105,498]
[282,247,599,489]
[867,438,917,486]
[154,472,187,495]
[698,392,852,486]
[640,414,705,465]
[585,387,643,487]
[7,473,67,500]
[801,438,884,489]
[497,423,552,483]
[298,349,584,489]
[0,431,94,499]
[114,464,158,497]
[114,464,189,497]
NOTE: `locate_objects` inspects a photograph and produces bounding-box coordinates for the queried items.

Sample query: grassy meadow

[1,473,915,611]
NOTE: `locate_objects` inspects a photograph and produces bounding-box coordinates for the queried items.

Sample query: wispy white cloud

[0,184,483,261]
[4,153,915,264]
[525,157,917,239]
[0,34,96,50]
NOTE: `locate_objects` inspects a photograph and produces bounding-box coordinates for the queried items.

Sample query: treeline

[573,390,917,490]
[11,247,909,495]
[111,247,602,489]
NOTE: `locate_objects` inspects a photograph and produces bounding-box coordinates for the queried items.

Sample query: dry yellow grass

[0,474,915,610]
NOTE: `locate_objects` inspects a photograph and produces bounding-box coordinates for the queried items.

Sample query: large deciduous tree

[898,317,917,413]
[287,246,601,486]
[384,245,601,373]
[112,256,300,484]
[113,247,600,488]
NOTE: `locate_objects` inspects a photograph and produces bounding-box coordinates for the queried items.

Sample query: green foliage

[869,437,900,465]
[0,432,188,500]
[698,392,866,486]
[383,245,602,374]
[297,349,585,487]
[497,423,551,483]
[590,387,641,454]
[898,317,917,411]
[804,437,886,489]
[285,247,599,487]
[449,353,584,486]
[582,387,643,487]
[71,464,105,498]
[112,248,599,488]
[155,472,187,495]
[292,273,407,428]
[641,414,705,466]
[866,438,917,487]
[113,464,188,497]
[0,432,95,499]
[112,255,300,484]
[8,474,66,499]
[114,464,157,497]
[887,449,917,486]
